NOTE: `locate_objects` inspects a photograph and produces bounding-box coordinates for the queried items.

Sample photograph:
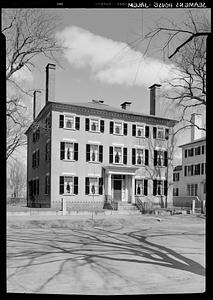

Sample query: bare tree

[144,10,209,132]
[144,10,210,59]
[3,8,63,159]
[8,160,26,198]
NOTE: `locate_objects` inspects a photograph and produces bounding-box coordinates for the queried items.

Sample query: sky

[7,7,209,165]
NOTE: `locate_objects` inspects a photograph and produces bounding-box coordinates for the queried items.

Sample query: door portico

[104,166,138,204]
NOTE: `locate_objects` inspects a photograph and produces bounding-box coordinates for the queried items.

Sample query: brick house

[25,64,177,210]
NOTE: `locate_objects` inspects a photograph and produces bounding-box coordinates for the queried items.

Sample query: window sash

[64,176,74,195]
[136,125,145,137]
[65,115,75,129]
[90,145,99,162]
[136,149,144,165]
[114,122,122,135]
[90,119,99,132]
[114,146,122,164]
[65,142,74,160]
[157,127,165,139]
[89,178,99,195]
[135,180,144,195]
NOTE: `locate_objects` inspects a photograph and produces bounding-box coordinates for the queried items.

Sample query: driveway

[7,214,205,294]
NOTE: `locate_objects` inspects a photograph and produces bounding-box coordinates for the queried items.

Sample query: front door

[113,179,122,201]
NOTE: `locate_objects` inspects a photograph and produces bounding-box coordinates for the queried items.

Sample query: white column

[125,176,128,202]
[131,175,135,204]
[108,174,111,199]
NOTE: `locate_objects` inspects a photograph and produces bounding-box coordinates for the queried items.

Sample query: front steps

[116,202,141,215]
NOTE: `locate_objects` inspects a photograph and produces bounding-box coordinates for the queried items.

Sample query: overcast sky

[10,8,209,164]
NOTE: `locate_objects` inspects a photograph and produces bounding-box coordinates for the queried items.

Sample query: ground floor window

[135,179,148,196]
[173,187,179,196]
[153,180,167,196]
[59,176,78,195]
[85,177,103,195]
[45,174,50,195]
[187,184,198,196]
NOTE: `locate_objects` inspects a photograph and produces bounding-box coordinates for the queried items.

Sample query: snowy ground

[7,214,205,295]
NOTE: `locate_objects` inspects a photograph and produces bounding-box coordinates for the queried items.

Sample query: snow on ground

[7,214,205,295]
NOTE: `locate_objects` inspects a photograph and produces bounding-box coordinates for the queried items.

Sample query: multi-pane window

[187,165,194,176]
[85,177,103,195]
[188,148,194,157]
[173,188,179,196]
[45,141,51,161]
[45,114,51,129]
[45,174,50,195]
[132,148,149,166]
[173,173,180,182]
[109,146,127,164]
[59,176,78,195]
[153,127,169,140]
[136,125,144,137]
[32,149,39,168]
[114,121,122,135]
[153,180,167,196]
[194,164,200,175]
[187,184,198,196]
[29,179,39,196]
[33,127,40,143]
[110,121,127,135]
[154,150,167,167]
[61,142,78,161]
[86,144,103,162]
[65,115,75,129]
[132,124,149,138]
[195,146,201,155]
[114,146,122,163]
[85,118,104,133]
[135,179,148,196]
[90,119,99,132]
[59,114,80,130]
[202,145,205,155]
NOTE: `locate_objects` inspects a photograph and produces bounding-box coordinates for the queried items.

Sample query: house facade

[173,137,206,202]
[25,64,177,210]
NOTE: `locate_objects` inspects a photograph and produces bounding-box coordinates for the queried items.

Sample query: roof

[25,100,178,134]
[58,101,177,123]
[179,136,206,148]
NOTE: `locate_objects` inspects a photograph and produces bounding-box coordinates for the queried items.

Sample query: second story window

[154,150,168,167]
[45,140,51,161]
[86,144,103,163]
[173,173,180,181]
[132,148,149,166]
[109,146,127,165]
[60,142,78,161]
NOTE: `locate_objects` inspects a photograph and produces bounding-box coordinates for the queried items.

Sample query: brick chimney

[120,102,132,111]
[149,84,161,116]
[45,63,56,104]
[191,113,202,141]
[33,90,42,120]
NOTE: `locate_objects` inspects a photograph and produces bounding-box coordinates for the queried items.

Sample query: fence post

[192,199,195,214]
[62,198,66,216]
